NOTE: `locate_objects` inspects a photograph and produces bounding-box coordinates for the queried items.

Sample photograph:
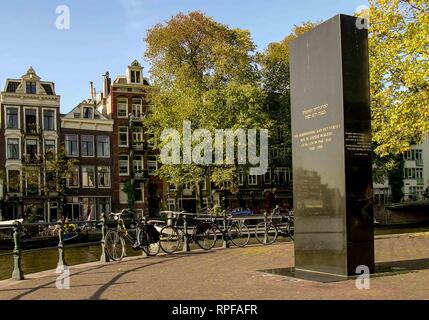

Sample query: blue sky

[0,0,368,113]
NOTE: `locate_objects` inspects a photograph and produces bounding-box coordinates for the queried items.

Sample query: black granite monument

[290,14,375,281]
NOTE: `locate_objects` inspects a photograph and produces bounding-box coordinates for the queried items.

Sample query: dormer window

[26,81,37,94]
[83,107,93,119]
[131,71,141,84]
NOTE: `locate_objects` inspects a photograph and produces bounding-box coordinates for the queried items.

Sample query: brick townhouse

[61,95,114,221]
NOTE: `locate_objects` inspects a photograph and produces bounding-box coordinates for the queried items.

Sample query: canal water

[0,244,143,281]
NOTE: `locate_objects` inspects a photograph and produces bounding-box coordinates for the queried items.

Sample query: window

[97,136,110,157]
[43,110,55,130]
[7,139,20,159]
[238,169,244,186]
[132,127,143,147]
[264,168,272,185]
[46,171,56,191]
[117,98,128,117]
[67,166,79,188]
[97,167,111,188]
[148,156,157,175]
[44,140,56,159]
[65,135,78,157]
[119,183,128,204]
[248,174,258,186]
[82,167,95,188]
[25,109,37,133]
[273,168,290,186]
[131,71,141,84]
[8,170,21,192]
[202,178,207,191]
[135,183,144,203]
[26,81,36,94]
[25,140,38,162]
[83,107,93,119]
[202,198,209,209]
[6,108,18,129]
[168,199,176,211]
[148,133,156,148]
[119,127,128,147]
[119,156,129,175]
[133,155,144,174]
[132,98,142,118]
[81,135,94,157]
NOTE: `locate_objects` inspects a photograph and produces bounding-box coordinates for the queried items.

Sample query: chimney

[102,72,111,98]
[90,81,95,100]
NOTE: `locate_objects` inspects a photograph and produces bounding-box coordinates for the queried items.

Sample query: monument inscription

[290,14,375,281]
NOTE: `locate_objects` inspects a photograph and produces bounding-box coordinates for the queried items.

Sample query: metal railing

[0,213,110,281]
[1,210,292,281]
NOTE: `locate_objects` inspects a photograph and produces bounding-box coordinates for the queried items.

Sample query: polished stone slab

[289,14,375,281]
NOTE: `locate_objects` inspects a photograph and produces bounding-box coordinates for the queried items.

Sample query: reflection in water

[0,244,143,281]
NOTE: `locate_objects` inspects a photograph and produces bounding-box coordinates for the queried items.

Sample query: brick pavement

[0,233,429,300]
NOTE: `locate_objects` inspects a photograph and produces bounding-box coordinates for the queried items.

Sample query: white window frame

[96,136,110,158]
[42,108,56,131]
[119,183,128,204]
[81,135,95,158]
[7,169,22,193]
[248,174,258,186]
[67,166,80,188]
[82,166,96,188]
[5,106,20,130]
[24,107,39,133]
[65,134,79,157]
[118,127,129,147]
[7,137,21,160]
[135,183,145,203]
[117,97,128,118]
[119,155,130,176]
[97,166,111,188]
[131,98,142,118]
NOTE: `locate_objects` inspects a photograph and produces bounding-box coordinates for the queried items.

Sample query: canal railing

[0,211,290,281]
[0,213,111,281]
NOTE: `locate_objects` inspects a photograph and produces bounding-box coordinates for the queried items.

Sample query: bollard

[263,211,268,245]
[12,220,24,280]
[182,215,190,252]
[222,215,230,249]
[100,213,110,263]
[57,219,67,269]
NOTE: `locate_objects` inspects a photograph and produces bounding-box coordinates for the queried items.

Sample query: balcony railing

[25,124,40,134]
[133,169,149,180]
[23,154,43,165]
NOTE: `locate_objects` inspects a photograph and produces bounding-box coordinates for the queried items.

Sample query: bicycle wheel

[255,221,278,245]
[159,226,180,254]
[286,221,294,241]
[105,230,126,261]
[138,229,160,256]
[195,224,217,250]
[228,221,250,247]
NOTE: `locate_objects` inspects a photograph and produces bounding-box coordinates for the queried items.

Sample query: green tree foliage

[145,11,271,191]
[367,0,429,156]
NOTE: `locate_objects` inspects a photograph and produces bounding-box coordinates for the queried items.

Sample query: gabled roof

[62,101,109,120]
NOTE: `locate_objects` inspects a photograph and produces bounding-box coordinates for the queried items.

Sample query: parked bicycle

[104,210,160,261]
[255,206,294,245]
[159,211,250,254]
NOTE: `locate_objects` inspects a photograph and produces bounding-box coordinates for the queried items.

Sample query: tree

[258,22,318,176]
[366,0,429,156]
[145,11,271,202]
